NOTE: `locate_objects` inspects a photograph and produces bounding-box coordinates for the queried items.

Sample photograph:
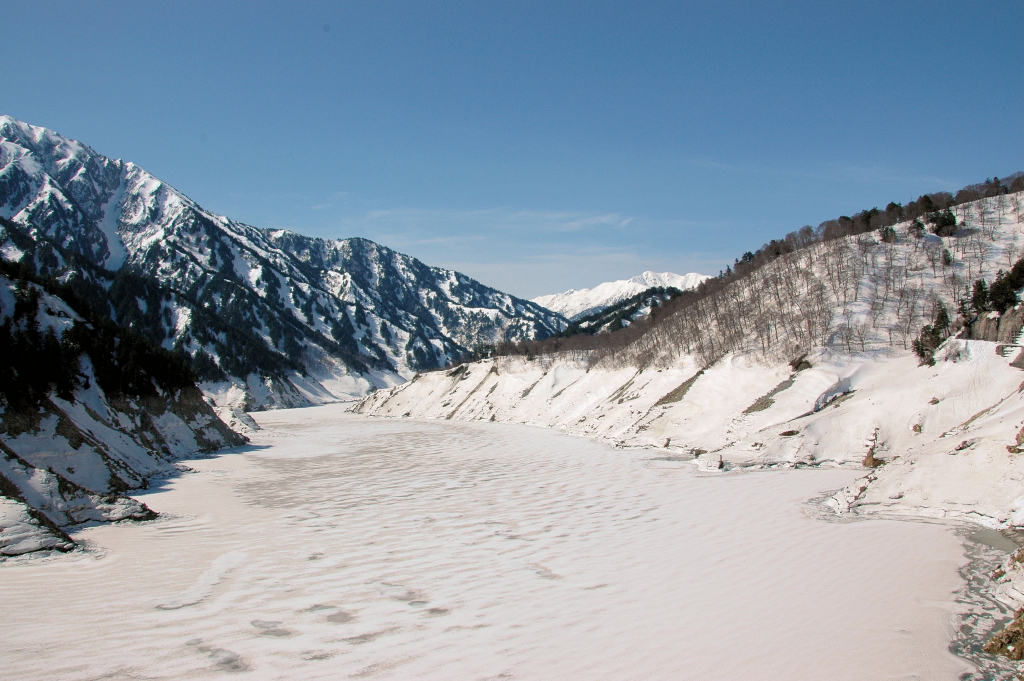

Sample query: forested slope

[496,178,1024,368]
[0,262,244,556]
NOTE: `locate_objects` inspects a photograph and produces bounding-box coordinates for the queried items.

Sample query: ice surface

[360,341,1024,528]
[0,405,970,679]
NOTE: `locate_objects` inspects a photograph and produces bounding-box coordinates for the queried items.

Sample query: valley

[3,116,1024,677]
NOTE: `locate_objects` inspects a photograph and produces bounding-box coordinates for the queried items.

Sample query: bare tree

[1008,238,1020,269]
[924,240,942,277]
[896,286,923,349]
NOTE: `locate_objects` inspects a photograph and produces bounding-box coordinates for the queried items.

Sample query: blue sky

[3,1,1022,298]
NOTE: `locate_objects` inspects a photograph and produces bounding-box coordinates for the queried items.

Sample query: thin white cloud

[348,207,634,234]
[684,156,956,190]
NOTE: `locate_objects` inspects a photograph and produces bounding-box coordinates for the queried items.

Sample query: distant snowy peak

[625,271,708,290]
[533,271,710,320]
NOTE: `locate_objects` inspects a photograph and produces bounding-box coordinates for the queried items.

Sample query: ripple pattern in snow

[0,405,970,679]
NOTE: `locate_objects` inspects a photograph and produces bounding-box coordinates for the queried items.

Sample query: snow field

[0,406,972,679]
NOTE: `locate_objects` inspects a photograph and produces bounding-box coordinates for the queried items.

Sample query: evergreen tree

[971,279,990,315]
[912,303,951,366]
[929,209,958,237]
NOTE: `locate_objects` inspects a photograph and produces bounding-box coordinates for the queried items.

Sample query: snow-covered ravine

[0,405,991,679]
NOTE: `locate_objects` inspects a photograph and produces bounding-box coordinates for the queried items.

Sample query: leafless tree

[896,286,923,349]
[924,240,942,277]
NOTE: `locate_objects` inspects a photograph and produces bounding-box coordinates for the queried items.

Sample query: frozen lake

[2,405,970,679]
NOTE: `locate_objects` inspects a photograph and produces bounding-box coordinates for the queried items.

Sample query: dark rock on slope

[0,265,244,556]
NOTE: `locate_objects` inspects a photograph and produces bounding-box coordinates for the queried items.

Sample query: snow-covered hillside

[532,271,709,320]
[0,116,565,409]
[362,189,1024,494]
[358,188,1024,652]
[0,271,244,556]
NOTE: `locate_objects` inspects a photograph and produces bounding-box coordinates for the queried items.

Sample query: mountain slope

[0,116,565,408]
[533,271,709,320]
[0,264,245,556]
[558,286,684,336]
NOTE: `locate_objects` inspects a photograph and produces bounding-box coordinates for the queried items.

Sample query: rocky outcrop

[983,607,1024,660]
[0,383,245,556]
[964,306,1024,344]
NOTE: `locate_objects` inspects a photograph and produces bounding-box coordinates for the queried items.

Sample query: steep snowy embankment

[355,333,1024,664]
[359,190,1024,527]
[357,342,1024,526]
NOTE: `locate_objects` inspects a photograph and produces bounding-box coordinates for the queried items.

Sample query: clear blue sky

[3,1,1022,298]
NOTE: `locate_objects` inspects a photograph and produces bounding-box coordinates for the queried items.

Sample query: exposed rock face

[985,548,1024,660]
[0,116,565,409]
[963,307,1024,344]
[983,608,1024,660]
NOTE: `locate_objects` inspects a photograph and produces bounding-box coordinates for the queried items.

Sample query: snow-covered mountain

[0,116,565,408]
[564,287,682,335]
[359,187,1024,655]
[533,271,709,320]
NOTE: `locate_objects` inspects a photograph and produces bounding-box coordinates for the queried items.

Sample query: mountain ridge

[0,116,566,409]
